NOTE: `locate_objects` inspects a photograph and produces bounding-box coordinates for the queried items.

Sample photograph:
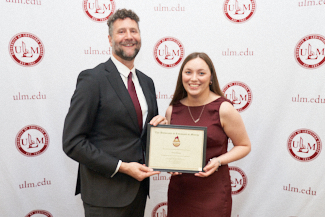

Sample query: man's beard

[113,40,141,61]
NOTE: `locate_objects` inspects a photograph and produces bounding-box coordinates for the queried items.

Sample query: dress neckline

[179,96,222,108]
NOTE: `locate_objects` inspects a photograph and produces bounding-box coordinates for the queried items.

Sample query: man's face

[109,18,141,62]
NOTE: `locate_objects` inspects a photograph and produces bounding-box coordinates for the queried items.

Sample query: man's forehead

[113,18,138,28]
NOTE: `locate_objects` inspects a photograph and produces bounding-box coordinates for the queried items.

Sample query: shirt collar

[111,55,135,78]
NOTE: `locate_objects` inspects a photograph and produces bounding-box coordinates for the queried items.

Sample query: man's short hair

[107,9,140,36]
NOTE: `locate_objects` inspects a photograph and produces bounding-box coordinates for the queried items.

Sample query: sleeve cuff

[111,160,122,178]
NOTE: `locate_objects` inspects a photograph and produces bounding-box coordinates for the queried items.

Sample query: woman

[165,52,251,217]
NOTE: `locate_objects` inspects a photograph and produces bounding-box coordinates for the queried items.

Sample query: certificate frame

[146,124,207,173]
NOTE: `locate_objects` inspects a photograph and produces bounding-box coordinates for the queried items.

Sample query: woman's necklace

[187,105,205,123]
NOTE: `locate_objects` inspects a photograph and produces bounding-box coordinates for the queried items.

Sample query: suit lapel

[137,70,153,137]
[104,59,140,133]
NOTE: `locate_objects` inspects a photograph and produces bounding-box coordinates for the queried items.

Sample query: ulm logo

[287,128,322,162]
[295,34,325,69]
[9,33,44,67]
[229,166,247,195]
[25,210,53,217]
[151,202,167,217]
[222,81,252,112]
[224,0,256,23]
[83,0,115,22]
[15,125,49,157]
[153,37,184,68]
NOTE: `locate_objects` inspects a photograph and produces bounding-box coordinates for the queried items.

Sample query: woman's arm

[195,101,251,177]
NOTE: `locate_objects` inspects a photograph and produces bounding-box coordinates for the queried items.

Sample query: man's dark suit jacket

[62,58,158,207]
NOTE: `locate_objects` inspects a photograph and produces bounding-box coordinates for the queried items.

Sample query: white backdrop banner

[1,0,325,216]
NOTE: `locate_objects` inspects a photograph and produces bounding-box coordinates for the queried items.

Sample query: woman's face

[182,57,211,98]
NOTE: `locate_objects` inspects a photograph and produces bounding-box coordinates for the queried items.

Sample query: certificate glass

[146,124,207,173]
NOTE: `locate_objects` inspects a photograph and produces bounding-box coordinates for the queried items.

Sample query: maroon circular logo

[151,202,167,217]
[153,37,184,68]
[287,128,322,162]
[295,34,325,69]
[9,32,45,67]
[224,0,256,23]
[25,210,53,217]
[83,0,115,22]
[229,166,247,195]
[15,125,50,157]
[222,81,252,112]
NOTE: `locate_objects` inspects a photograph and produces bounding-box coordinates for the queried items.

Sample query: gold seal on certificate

[173,136,180,147]
[146,124,207,173]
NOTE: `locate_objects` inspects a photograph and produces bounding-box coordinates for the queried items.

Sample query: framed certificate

[146,124,207,173]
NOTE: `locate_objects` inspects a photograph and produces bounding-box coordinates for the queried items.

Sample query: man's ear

[108,35,113,47]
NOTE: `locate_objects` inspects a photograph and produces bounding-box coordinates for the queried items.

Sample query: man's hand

[119,162,160,181]
[149,115,168,126]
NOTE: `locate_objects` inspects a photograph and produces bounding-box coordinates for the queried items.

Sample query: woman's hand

[194,158,221,178]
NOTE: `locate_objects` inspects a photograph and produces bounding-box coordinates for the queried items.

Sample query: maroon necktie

[128,72,143,132]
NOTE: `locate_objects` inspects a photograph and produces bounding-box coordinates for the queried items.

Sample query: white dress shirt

[110,55,148,177]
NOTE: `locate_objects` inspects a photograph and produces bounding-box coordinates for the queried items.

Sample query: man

[63,9,165,217]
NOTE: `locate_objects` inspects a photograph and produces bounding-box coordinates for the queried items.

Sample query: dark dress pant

[83,180,147,217]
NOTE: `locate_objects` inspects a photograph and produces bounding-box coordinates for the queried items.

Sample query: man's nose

[125,30,132,39]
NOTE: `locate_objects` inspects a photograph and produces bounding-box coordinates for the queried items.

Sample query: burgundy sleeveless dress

[167,97,232,217]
